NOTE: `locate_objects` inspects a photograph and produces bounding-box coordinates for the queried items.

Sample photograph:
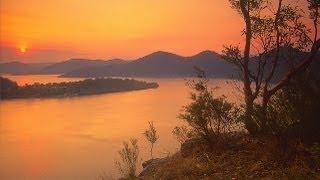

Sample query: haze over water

[0,75,241,179]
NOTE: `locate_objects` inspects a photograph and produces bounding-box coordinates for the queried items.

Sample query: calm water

[0,75,242,180]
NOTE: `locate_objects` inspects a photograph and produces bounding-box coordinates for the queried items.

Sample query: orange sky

[0,0,311,62]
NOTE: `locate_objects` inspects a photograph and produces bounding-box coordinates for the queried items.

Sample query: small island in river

[0,76,159,100]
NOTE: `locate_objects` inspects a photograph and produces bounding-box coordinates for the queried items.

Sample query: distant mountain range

[39,58,127,74]
[0,50,238,78]
[0,49,318,79]
[0,62,52,75]
[61,51,237,78]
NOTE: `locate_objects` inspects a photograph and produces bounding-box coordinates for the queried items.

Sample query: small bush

[309,143,320,166]
[115,138,140,179]
[96,172,114,180]
[179,70,240,145]
[257,74,320,144]
[143,121,159,159]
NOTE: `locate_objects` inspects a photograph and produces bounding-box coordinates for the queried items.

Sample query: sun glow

[19,46,27,53]
[0,0,243,62]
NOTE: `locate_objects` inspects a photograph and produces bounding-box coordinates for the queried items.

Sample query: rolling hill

[38,58,126,74]
[0,61,53,75]
[61,50,237,78]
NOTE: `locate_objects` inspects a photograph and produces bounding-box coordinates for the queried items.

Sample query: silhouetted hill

[62,50,237,78]
[0,61,53,75]
[39,58,126,74]
[248,47,320,82]
[187,50,237,77]
[1,49,317,79]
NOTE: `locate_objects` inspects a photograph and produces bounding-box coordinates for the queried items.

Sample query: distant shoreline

[1,72,236,79]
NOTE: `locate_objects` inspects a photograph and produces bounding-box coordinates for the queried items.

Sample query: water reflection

[0,75,241,179]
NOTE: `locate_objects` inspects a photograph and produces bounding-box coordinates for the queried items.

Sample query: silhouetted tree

[223,0,320,134]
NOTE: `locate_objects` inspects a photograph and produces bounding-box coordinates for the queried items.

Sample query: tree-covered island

[0,77,158,99]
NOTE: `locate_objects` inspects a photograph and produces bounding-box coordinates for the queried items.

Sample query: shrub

[96,172,113,180]
[143,121,159,159]
[115,138,140,179]
[309,143,320,166]
[179,70,240,145]
[260,74,320,144]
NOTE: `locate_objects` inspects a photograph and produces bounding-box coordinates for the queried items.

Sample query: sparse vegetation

[172,126,189,144]
[115,139,140,179]
[143,121,159,159]
[139,133,320,179]
[96,172,114,180]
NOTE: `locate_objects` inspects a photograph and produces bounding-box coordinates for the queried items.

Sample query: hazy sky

[0,0,311,62]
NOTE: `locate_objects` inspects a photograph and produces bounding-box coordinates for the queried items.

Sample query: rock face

[180,138,204,157]
[139,158,167,177]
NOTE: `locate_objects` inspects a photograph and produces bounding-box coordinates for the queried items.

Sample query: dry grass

[140,134,320,180]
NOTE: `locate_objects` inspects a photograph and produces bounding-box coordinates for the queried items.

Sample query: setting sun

[19,46,27,53]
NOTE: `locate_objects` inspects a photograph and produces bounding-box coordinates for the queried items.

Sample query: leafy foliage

[228,0,267,15]
[251,74,320,144]
[179,70,240,144]
[308,0,320,23]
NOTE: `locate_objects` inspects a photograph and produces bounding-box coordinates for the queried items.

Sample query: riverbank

[0,77,158,99]
[139,133,320,179]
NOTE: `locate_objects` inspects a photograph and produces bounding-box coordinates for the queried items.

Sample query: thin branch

[264,0,283,88]
[269,38,320,96]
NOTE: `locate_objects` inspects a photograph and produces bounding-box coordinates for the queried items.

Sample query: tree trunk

[261,89,271,132]
[150,144,153,159]
[239,0,258,135]
[244,94,257,134]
